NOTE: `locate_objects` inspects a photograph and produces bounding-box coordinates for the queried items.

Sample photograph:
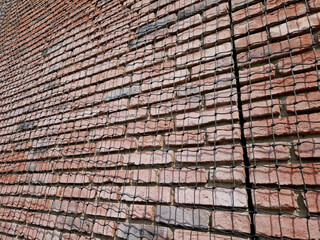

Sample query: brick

[247,142,291,161]
[85,202,127,218]
[238,64,275,85]
[188,55,233,75]
[168,39,201,58]
[207,125,242,142]
[242,99,281,119]
[97,186,119,200]
[266,0,299,10]
[130,87,174,108]
[150,95,201,116]
[235,31,268,50]
[159,167,207,184]
[175,187,248,207]
[176,145,243,163]
[203,2,229,20]
[212,211,251,234]
[92,170,131,183]
[132,169,158,183]
[92,219,116,237]
[116,223,172,240]
[169,14,202,33]
[120,186,172,203]
[241,71,320,102]
[108,107,148,123]
[237,34,313,65]
[205,88,237,107]
[250,163,320,185]
[96,137,137,152]
[232,0,257,10]
[155,205,209,229]
[138,135,163,148]
[305,191,320,213]
[278,49,320,74]
[233,3,263,22]
[164,130,205,146]
[136,14,176,36]
[127,118,174,134]
[270,12,320,38]
[294,138,320,159]
[309,0,320,10]
[244,113,320,139]
[58,186,96,199]
[209,166,246,183]
[203,28,232,46]
[176,42,232,67]
[255,214,320,239]
[175,106,238,128]
[174,229,245,240]
[51,200,84,214]
[88,125,126,140]
[254,189,296,211]
[129,204,154,220]
[123,150,174,166]
[56,216,92,233]
[285,91,320,113]
[179,73,235,95]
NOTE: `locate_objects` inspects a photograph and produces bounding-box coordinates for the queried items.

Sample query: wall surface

[0,0,320,239]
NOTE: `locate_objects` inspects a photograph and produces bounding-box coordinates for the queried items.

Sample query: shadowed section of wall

[0,0,319,239]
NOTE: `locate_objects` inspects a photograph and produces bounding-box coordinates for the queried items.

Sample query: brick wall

[0,0,319,239]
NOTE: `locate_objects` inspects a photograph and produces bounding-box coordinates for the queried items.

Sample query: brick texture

[0,0,319,239]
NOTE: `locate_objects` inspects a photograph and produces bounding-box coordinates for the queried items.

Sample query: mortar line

[227,1,257,238]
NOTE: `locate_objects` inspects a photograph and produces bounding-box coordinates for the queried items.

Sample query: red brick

[309,0,320,10]
[92,170,131,183]
[169,14,202,33]
[278,49,320,74]
[129,204,154,220]
[255,214,320,239]
[294,138,320,159]
[235,31,268,50]
[127,118,174,134]
[175,187,248,207]
[176,145,243,163]
[168,39,201,58]
[56,216,93,233]
[120,186,172,203]
[207,125,242,142]
[250,163,320,185]
[92,220,116,237]
[203,29,231,46]
[51,200,84,214]
[203,2,229,20]
[58,186,96,199]
[212,211,251,234]
[305,191,320,213]
[285,91,320,113]
[247,142,291,162]
[150,95,201,116]
[116,223,172,239]
[123,150,174,166]
[159,167,207,184]
[266,0,298,10]
[242,99,281,119]
[88,126,126,140]
[244,113,320,139]
[164,130,205,146]
[130,87,174,107]
[85,202,127,218]
[233,3,263,22]
[138,135,163,148]
[175,106,238,128]
[174,229,245,240]
[237,34,313,66]
[96,137,137,152]
[155,205,209,229]
[238,64,275,85]
[97,186,119,200]
[205,88,237,108]
[132,169,158,183]
[209,166,246,183]
[254,189,296,211]
[108,107,148,123]
[270,12,320,38]
[241,71,320,102]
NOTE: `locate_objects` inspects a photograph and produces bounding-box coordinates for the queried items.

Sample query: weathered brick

[242,99,281,119]
[209,166,246,183]
[250,164,320,185]
[207,125,242,142]
[123,150,174,166]
[164,130,205,146]
[129,204,155,220]
[136,14,176,36]
[212,211,251,233]
[176,145,243,163]
[233,3,263,22]
[155,205,209,229]
[97,186,120,200]
[294,138,320,159]
[247,142,291,162]
[92,170,131,183]
[116,223,172,240]
[96,137,137,152]
[130,87,174,107]
[175,187,248,207]
[174,229,245,240]
[254,189,296,211]
[285,91,320,113]
[108,107,148,123]
[92,220,116,237]
[120,186,172,203]
[127,118,174,134]
[305,191,320,213]
[159,167,207,184]
[85,202,127,218]
[132,169,158,183]
[138,135,163,148]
